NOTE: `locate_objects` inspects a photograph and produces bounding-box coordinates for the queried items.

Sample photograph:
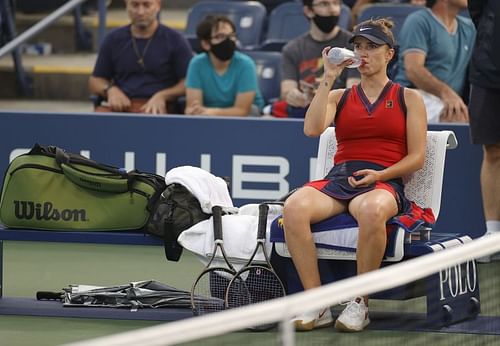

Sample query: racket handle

[36,291,63,301]
[212,205,223,241]
[257,203,269,240]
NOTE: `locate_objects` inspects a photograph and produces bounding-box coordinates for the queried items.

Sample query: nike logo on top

[359,27,371,31]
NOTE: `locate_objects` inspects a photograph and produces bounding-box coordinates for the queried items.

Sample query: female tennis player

[282,17,427,332]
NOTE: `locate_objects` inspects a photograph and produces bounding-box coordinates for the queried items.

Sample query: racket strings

[226,266,285,309]
[192,268,233,315]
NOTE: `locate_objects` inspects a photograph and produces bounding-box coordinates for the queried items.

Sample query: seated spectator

[88,0,193,114]
[185,15,264,117]
[394,0,476,123]
[280,0,360,118]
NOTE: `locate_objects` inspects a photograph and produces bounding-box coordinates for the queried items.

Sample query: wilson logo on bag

[13,200,88,222]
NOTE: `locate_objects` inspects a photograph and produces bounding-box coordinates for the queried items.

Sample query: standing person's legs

[480,143,500,233]
[469,85,500,262]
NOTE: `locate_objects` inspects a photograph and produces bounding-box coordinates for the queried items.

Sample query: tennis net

[64,233,500,346]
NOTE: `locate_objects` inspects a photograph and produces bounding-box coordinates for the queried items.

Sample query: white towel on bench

[178,204,283,263]
[165,166,237,214]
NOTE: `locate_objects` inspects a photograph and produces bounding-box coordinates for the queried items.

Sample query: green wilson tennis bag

[0,144,166,231]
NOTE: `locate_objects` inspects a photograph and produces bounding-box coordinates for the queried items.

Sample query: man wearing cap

[280,0,360,118]
[395,0,475,123]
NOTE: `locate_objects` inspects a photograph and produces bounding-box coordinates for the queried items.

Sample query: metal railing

[0,0,107,95]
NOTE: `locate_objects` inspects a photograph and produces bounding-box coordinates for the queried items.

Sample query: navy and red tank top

[334,81,407,167]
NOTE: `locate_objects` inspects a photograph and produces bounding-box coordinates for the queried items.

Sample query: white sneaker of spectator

[335,297,370,332]
[292,307,333,331]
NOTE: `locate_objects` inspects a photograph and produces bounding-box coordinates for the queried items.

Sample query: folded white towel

[165,166,237,214]
[178,204,283,266]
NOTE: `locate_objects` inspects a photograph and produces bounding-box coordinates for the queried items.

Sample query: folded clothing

[178,203,283,266]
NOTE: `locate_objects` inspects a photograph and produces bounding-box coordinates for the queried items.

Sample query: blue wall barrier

[0,111,485,238]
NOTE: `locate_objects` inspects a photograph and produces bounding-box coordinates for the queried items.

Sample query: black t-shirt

[93,24,193,98]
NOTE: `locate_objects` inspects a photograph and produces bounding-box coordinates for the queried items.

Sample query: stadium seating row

[181,2,425,105]
[183,1,424,53]
[183,1,354,52]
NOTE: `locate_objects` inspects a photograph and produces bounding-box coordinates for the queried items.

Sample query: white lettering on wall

[9,148,30,162]
[156,153,166,176]
[80,150,90,159]
[8,150,298,201]
[200,154,211,172]
[232,155,289,199]
[9,148,90,162]
[124,151,135,171]
[310,157,317,180]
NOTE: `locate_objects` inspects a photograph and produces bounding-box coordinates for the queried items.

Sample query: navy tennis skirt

[306,160,409,212]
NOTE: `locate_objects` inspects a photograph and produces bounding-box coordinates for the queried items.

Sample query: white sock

[486,220,500,234]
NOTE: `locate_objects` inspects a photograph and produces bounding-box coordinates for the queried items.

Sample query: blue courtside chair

[222,0,290,13]
[356,3,420,41]
[244,50,282,105]
[184,1,267,51]
[260,2,352,51]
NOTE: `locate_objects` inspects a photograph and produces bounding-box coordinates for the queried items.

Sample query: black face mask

[210,38,236,61]
[312,14,339,34]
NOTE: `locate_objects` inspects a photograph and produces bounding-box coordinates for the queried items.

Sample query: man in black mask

[281,0,360,118]
[185,15,264,116]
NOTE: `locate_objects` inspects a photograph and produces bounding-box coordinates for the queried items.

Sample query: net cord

[64,233,500,346]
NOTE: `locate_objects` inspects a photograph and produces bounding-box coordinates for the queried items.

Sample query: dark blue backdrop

[0,111,485,238]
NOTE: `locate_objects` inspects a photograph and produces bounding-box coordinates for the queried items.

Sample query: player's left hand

[348,169,381,188]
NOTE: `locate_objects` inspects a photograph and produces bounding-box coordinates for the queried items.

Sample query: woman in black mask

[280,0,360,118]
[185,15,264,116]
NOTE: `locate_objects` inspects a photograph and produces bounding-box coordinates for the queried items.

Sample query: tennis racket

[190,205,237,316]
[36,291,64,301]
[225,203,285,310]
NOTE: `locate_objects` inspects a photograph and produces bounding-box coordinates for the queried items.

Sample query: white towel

[165,166,237,214]
[178,204,283,265]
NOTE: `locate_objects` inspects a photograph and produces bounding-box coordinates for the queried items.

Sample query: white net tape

[64,233,500,346]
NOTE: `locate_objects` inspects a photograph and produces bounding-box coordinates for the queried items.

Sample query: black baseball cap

[349,24,394,48]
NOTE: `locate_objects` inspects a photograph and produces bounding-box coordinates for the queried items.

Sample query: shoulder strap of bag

[163,199,184,261]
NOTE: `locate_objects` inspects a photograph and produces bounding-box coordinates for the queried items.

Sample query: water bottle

[327,47,361,68]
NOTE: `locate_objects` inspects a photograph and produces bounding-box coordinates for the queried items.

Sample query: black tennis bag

[146,183,211,262]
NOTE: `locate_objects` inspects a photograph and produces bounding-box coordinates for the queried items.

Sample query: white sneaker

[335,297,370,332]
[292,308,333,331]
